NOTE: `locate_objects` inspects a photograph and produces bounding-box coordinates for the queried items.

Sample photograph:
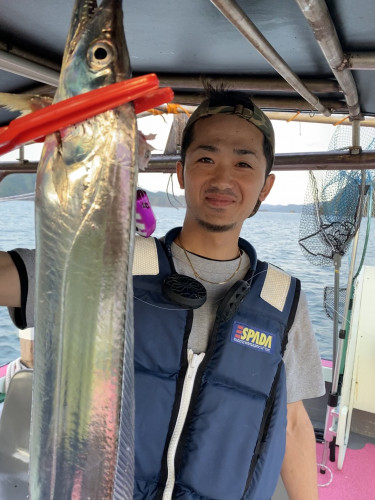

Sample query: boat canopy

[1,0,375,172]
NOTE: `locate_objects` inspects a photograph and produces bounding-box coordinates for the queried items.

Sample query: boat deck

[273,385,375,499]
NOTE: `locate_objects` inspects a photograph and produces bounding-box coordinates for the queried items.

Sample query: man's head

[180,86,275,176]
[176,87,276,234]
[176,86,275,231]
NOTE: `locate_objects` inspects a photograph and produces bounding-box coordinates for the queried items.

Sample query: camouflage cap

[183,99,275,157]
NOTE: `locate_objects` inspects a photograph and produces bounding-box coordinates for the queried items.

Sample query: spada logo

[231,321,275,354]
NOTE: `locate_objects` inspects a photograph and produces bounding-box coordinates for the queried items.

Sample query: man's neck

[177,222,242,261]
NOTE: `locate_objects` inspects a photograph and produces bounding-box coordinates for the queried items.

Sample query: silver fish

[31,0,136,498]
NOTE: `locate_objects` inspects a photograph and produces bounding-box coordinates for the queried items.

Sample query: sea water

[0,201,374,365]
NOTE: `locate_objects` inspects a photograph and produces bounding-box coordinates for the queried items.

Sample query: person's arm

[0,251,21,307]
[281,400,318,500]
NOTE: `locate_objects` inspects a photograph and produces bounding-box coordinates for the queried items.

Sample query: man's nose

[210,162,233,186]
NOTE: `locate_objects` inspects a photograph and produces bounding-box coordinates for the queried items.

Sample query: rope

[147,103,191,117]
[317,462,334,487]
[333,115,349,126]
[287,111,300,122]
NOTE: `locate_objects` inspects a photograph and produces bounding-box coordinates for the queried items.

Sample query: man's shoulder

[8,248,35,268]
[133,235,161,276]
[257,259,297,280]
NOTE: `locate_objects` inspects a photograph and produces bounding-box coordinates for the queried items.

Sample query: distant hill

[260,203,302,213]
[0,176,303,213]
[147,191,186,208]
[147,191,302,213]
[0,173,36,197]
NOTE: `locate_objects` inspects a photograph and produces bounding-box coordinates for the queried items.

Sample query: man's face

[177,114,275,233]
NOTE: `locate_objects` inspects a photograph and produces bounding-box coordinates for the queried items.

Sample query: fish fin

[0,93,53,115]
[138,131,156,171]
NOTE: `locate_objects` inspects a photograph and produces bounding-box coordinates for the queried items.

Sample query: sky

[0,115,338,206]
[137,115,335,206]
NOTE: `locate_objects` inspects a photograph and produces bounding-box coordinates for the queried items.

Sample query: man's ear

[176,160,184,189]
[259,173,275,201]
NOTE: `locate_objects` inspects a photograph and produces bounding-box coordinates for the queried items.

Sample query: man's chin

[197,219,236,233]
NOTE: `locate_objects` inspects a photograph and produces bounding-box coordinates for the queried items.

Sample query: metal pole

[2,152,375,176]
[156,74,340,93]
[209,0,331,116]
[346,52,375,70]
[352,120,361,148]
[294,0,361,120]
[171,92,346,113]
[321,120,367,469]
[0,50,59,86]
[332,216,362,393]
[332,253,341,377]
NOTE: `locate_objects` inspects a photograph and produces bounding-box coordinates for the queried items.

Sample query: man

[0,87,324,499]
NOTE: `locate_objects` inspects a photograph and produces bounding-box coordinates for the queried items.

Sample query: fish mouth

[64,0,125,58]
[57,0,130,100]
[68,0,123,32]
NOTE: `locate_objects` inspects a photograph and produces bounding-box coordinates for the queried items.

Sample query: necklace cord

[177,236,242,285]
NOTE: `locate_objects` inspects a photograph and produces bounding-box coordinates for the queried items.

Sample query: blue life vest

[132,228,300,500]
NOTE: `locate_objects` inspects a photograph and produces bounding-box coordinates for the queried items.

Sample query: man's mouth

[205,194,236,207]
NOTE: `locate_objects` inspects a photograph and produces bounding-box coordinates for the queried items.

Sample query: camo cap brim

[183,100,275,157]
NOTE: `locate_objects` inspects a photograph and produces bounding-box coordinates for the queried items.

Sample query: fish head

[48,0,134,167]
[38,0,137,205]
[56,0,130,101]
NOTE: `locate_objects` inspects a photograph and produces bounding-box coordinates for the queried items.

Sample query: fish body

[31,0,136,498]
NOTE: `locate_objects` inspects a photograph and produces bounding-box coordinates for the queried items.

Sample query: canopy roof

[1,0,375,172]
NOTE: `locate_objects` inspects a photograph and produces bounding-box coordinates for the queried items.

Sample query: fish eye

[94,47,108,60]
[88,41,115,69]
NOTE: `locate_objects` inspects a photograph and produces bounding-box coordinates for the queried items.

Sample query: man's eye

[237,162,252,168]
[198,157,213,163]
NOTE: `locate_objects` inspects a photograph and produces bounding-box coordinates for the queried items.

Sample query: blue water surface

[0,201,374,365]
